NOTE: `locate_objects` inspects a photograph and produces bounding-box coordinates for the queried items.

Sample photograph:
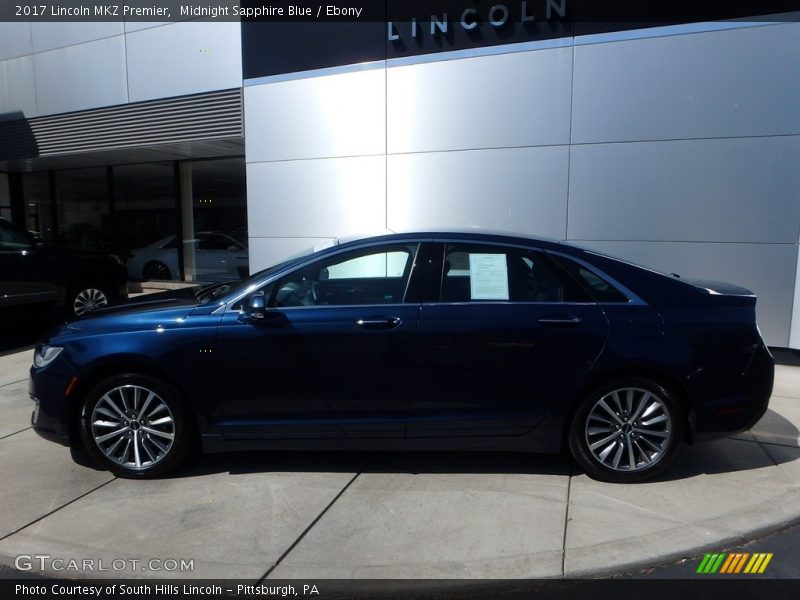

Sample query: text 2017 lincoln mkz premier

[29,231,774,483]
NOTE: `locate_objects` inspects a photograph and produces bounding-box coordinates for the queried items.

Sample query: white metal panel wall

[30,22,125,54]
[567,137,800,244]
[248,237,336,274]
[244,69,385,163]
[246,156,386,239]
[33,36,128,115]
[245,48,575,268]
[125,21,243,103]
[0,22,33,61]
[571,24,800,143]
[387,47,573,153]
[245,65,389,266]
[0,20,243,118]
[387,146,569,238]
[0,55,37,117]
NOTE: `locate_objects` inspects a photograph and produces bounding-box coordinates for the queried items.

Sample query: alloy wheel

[584,386,673,472]
[73,288,108,315]
[90,385,175,470]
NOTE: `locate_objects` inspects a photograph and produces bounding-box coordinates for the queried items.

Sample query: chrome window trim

[234,302,414,313]
[422,301,599,308]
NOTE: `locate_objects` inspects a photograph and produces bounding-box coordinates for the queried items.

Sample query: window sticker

[469,253,509,300]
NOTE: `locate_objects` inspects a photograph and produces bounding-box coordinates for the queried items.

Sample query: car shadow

[772,348,800,367]
[170,449,574,479]
[749,408,800,449]
[157,408,799,483]
[647,408,799,483]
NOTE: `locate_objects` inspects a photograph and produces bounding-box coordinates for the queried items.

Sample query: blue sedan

[29,231,774,482]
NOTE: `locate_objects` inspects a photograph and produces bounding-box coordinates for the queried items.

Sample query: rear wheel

[568,379,683,483]
[143,260,171,280]
[79,374,194,478]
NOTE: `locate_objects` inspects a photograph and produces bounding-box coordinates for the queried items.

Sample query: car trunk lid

[681,278,756,307]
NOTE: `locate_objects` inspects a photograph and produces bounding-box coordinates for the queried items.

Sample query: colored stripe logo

[696,552,773,574]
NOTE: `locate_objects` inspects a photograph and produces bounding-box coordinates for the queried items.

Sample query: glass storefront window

[54,168,110,251]
[22,172,53,241]
[15,156,246,284]
[183,158,248,282]
[113,163,178,281]
[0,173,10,221]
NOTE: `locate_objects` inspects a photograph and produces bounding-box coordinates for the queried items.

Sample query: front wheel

[79,374,194,478]
[568,379,683,483]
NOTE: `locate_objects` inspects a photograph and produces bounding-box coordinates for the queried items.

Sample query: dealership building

[0,2,799,347]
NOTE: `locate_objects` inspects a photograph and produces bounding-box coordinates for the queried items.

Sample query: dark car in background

[28,231,773,482]
[0,217,128,319]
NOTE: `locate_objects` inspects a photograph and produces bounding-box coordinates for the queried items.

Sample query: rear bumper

[688,342,774,443]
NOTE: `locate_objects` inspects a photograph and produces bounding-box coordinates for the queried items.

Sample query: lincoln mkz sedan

[29,232,774,482]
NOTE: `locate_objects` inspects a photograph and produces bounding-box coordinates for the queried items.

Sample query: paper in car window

[469,253,509,300]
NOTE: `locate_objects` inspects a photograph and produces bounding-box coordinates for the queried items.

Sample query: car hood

[101,286,202,312]
[60,287,206,334]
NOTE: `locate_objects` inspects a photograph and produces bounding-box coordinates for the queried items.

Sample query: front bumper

[29,362,76,447]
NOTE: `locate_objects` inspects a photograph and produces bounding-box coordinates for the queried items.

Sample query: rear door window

[441,243,590,303]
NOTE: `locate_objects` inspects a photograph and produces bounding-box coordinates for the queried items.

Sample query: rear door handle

[355,317,402,330]
[537,315,582,327]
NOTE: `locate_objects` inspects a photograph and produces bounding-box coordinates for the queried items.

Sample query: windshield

[196,241,336,304]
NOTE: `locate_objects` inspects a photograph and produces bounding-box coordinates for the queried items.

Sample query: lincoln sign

[388,0,567,41]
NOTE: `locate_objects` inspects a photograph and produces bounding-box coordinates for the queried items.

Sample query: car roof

[334,229,572,253]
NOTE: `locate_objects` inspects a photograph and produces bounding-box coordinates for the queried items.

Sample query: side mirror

[240,292,284,326]
[246,293,266,320]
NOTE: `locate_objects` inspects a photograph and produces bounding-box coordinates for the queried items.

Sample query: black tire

[568,378,684,483]
[79,374,195,478]
[143,260,171,280]
[66,282,111,317]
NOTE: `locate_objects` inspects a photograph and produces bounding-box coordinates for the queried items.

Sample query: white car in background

[127,232,248,282]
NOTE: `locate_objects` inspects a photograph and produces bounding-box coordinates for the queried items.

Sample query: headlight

[33,344,63,368]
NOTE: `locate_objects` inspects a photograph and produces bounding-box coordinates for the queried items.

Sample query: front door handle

[355,317,402,330]
[537,315,582,327]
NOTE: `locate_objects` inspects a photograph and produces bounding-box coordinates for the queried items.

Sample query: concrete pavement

[0,348,798,580]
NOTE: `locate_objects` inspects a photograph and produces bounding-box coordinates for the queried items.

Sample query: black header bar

[1,0,799,22]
